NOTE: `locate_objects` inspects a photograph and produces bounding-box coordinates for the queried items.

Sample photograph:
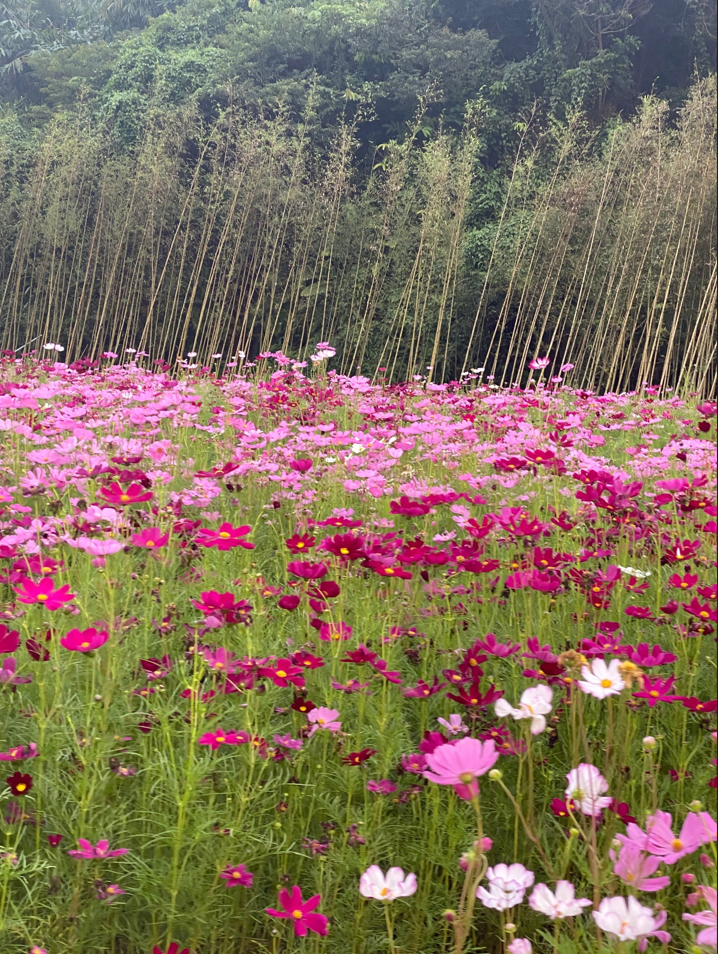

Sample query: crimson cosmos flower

[6,771,32,795]
[341,748,376,766]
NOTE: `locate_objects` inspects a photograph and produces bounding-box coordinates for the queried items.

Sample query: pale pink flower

[437,714,469,735]
[683,885,717,948]
[307,707,341,735]
[359,865,417,901]
[508,941,532,954]
[565,763,612,817]
[593,896,670,945]
[620,810,715,864]
[495,685,553,735]
[578,658,625,699]
[610,843,671,891]
[476,863,534,911]
[528,881,592,919]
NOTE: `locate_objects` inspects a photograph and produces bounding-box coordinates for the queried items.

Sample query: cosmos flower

[565,764,612,817]
[359,865,417,900]
[528,881,592,919]
[266,885,328,936]
[577,658,625,699]
[495,685,553,735]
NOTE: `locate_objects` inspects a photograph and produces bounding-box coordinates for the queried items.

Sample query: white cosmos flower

[495,685,553,735]
[359,866,417,901]
[529,881,592,919]
[617,565,651,579]
[578,658,625,700]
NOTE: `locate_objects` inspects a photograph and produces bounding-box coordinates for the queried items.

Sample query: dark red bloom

[341,748,376,766]
[6,772,32,796]
[285,533,316,553]
[389,496,431,517]
[287,561,329,580]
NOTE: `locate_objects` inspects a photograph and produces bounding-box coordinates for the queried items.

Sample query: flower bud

[488,769,502,781]
[443,909,456,923]
[569,828,580,837]
[642,736,656,751]
[689,800,703,812]
[481,836,493,852]
[700,853,714,868]
[504,922,517,934]
[682,873,696,884]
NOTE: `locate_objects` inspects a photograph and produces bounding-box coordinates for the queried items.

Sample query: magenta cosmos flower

[99,482,153,506]
[423,736,498,800]
[266,885,328,937]
[13,577,75,610]
[67,838,129,859]
[60,628,109,652]
[220,863,253,887]
[131,527,169,549]
[195,522,254,551]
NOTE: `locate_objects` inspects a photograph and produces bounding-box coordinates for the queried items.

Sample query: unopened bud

[569,828,580,837]
[682,873,696,884]
[481,836,493,852]
[443,909,457,923]
[642,736,656,751]
[488,769,502,781]
[504,922,517,934]
[689,800,703,812]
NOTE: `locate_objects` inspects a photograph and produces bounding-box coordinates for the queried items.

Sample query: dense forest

[0,0,716,388]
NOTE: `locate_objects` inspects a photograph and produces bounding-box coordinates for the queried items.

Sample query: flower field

[0,349,715,954]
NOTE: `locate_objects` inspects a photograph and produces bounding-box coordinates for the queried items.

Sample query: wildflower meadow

[0,346,715,954]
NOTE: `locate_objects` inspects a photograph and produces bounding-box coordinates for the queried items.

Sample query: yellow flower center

[601,679,613,688]
[16,783,26,792]
[385,568,394,574]
[216,737,225,743]
[219,531,231,539]
[145,540,155,547]
[276,670,287,678]
[120,494,130,502]
[649,690,659,698]
[37,594,48,601]
[380,887,390,897]
[340,548,349,555]
[672,839,683,851]
[292,910,303,919]
[296,542,304,548]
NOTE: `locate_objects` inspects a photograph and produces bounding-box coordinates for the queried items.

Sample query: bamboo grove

[0,76,715,393]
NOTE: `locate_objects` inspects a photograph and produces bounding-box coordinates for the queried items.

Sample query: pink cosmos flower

[307,707,341,735]
[359,865,417,900]
[67,839,129,859]
[528,881,592,919]
[437,714,469,735]
[593,896,670,946]
[577,658,625,699]
[60,628,109,652]
[197,728,248,750]
[683,885,717,948]
[366,779,397,795]
[318,622,352,642]
[645,811,714,864]
[528,357,550,370]
[477,863,535,910]
[13,577,75,610]
[195,523,254,551]
[508,941,532,954]
[0,658,32,685]
[610,843,671,892]
[424,737,499,801]
[495,685,553,735]
[131,527,169,549]
[0,743,39,762]
[266,885,328,937]
[565,764,612,817]
[99,482,153,506]
[220,863,253,887]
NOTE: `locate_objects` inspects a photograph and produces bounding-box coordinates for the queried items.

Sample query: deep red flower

[6,772,32,796]
[152,944,190,954]
[341,748,376,766]
[680,697,717,714]
[0,625,20,654]
[291,697,316,714]
[321,533,366,560]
